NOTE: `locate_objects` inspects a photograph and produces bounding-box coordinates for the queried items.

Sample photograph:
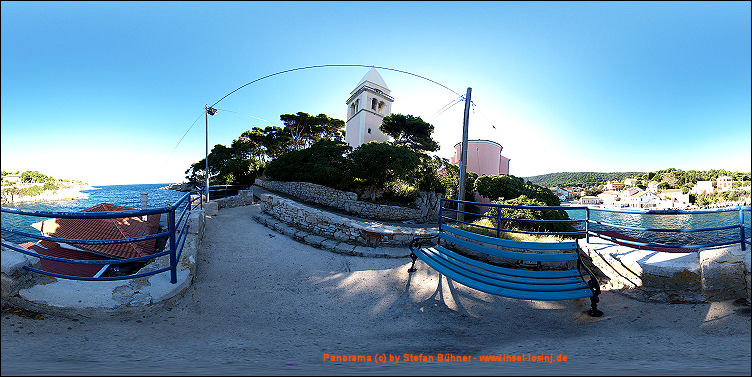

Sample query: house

[2,174,22,184]
[619,187,643,201]
[605,180,624,191]
[717,176,733,192]
[345,68,393,148]
[623,178,639,186]
[580,196,602,205]
[691,181,713,194]
[658,189,690,208]
[647,181,660,193]
[549,186,574,201]
[629,191,659,208]
[598,190,623,207]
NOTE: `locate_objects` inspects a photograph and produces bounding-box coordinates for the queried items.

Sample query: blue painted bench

[408,224,604,317]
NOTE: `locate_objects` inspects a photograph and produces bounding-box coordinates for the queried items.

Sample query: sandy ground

[2,204,750,375]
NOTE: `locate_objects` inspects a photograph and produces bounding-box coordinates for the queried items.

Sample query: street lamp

[205,105,217,202]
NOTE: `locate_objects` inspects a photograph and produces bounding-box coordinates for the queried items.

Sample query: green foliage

[349,142,420,200]
[414,155,448,193]
[382,179,418,204]
[264,139,353,189]
[185,143,264,187]
[279,112,345,151]
[524,172,643,187]
[484,196,576,234]
[694,189,751,206]
[22,185,46,197]
[20,171,54,183]
[474,174,560,206]
[379,113,439,152]
[42,182,58,191]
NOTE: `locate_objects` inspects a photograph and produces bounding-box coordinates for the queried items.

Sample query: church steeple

[345,68,394,148]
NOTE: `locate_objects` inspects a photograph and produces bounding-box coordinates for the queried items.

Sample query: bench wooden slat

[439,232,578,262]
[414,248,594,300]
[430,245,584,282]
[442,225,578,251]
[422,247,589,292]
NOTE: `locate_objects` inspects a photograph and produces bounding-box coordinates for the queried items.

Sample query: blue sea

[1,183,190,245]
[566,208,751,247]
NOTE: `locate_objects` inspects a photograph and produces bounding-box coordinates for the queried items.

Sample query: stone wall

[255,179,440,223]
[258,193,437,247]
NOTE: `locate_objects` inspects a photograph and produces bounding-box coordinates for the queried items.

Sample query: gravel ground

[2,204,750,375]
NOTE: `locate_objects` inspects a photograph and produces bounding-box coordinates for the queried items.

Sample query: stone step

[252,213,409,258]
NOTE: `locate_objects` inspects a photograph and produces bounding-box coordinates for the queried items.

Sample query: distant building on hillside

[605,180,625,191]
[345,68,393,148]
[717,176,733,192]
[580,196,602,205]
[659,189,690,208]
[450,139,510,176]
[647,181,660,193]
[691,181,713,195]
[623,178,639,186]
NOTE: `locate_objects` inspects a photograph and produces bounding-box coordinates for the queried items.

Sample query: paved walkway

[2,204,750,375]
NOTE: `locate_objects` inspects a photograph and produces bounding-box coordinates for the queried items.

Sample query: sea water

[566,208,751,247]
[1,183,190,245]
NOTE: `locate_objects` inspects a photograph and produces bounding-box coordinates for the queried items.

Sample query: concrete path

[2,204,750,375]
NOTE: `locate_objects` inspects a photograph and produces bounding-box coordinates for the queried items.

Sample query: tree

[185,143,264,187]
[264,139,353,189]
[280,112,345,151]
[379,113,439,152]
[349,142,420,200]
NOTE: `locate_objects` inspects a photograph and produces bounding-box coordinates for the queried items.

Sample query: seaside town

[557,175,752,209]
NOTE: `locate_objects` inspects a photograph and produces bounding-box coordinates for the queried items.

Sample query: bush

[382,179,418,204]
[264,139,353,189]
[483,196,576,234]
[43,182,58,191]
[349,142,420,201]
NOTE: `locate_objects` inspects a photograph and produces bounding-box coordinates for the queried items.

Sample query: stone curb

[252,212,409,258]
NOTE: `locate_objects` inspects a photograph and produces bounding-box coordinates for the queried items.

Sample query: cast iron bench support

[408,226,603,317]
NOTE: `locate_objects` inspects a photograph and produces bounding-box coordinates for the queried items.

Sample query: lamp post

[457,87,472,221]
[205,105,217,202]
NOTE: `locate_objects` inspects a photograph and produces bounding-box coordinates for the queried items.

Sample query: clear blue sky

[2,1,750,185]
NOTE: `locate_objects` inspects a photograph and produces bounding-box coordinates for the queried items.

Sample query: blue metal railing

[439,198,751,252]
[1,190,203,283]
[207,184,251,200]
[440,198,587,239]
[586,206,751,251]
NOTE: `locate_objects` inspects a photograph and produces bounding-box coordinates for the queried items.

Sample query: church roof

[351,67,389,94]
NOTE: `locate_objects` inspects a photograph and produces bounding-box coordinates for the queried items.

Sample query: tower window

[378,101,385,114]
[372,98,378,110]
[367,128,372,134]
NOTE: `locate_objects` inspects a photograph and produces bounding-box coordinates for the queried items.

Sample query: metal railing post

[438,200,443,231]
[496,204,501,238]
[585,207,590,243]
[740,207,746,251]
[168,207,177,284]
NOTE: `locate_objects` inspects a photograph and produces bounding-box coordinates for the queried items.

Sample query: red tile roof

[31,203,161,259]
[20,241,107,278]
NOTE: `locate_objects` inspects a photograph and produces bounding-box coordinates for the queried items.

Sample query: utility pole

[457,87,472,222]
[205,105,217,202]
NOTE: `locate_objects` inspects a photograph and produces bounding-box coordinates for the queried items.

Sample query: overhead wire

[210,64,463,108]
[170,111,205,155]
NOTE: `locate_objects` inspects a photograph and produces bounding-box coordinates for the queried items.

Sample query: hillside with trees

[523,172,643,187]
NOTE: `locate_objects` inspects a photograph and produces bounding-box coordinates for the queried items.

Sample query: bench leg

[408,251,418,273]
[587,280,604,317]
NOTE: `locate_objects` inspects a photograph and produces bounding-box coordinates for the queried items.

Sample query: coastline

[0,185,95,205]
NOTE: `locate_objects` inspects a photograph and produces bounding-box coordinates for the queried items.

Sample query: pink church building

[450,139,510,176]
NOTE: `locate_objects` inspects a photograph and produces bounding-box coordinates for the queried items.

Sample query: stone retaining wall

[258,192,436,247]
[255,179,440,222]
[579,237,751,303]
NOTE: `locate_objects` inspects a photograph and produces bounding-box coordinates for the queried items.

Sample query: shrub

[483,196,576,234]
[264,139,353,189]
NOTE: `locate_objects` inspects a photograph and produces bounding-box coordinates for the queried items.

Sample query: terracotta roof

[20,241,107,278]
[31,203,161,259]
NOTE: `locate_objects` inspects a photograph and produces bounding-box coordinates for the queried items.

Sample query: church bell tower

[345,68,394,148]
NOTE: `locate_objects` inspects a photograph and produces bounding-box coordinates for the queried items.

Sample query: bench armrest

[409,235,439,252]
[576,249,601,295]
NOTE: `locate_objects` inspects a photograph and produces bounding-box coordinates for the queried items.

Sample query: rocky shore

[0,185,94,205]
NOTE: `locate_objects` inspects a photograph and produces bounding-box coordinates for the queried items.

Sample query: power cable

[210,64,463,108]
[170,111,205,155]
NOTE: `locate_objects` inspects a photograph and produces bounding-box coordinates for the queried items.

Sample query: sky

[1,1,750,185]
